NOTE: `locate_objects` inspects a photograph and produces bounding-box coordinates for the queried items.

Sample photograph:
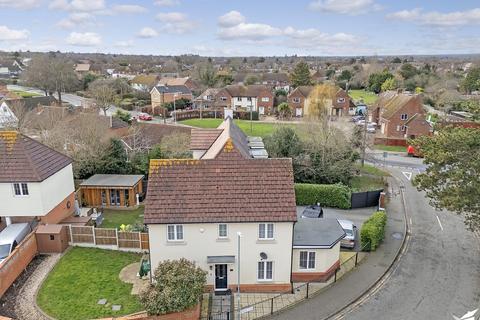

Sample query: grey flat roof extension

[80,174,144,187]
[293,218,346,249]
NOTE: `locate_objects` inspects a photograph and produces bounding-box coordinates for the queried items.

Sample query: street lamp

[237,231,242,320]
[173,92,179,124]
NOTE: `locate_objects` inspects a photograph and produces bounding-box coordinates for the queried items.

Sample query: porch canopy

[207,255,236,264]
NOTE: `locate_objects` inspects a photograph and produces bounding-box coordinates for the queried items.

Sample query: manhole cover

[392,232,403,240]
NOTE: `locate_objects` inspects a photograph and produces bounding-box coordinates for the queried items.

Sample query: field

[180,118,293,138]
[349,89,378,105]
[37,247,142,320]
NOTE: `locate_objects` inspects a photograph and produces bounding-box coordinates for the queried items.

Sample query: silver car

[338,219,356,249]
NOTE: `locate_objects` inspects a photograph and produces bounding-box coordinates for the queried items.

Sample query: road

[342,162,480,319]
[7,84,89,107]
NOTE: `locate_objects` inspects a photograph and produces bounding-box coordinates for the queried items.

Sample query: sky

[1,0,480,56]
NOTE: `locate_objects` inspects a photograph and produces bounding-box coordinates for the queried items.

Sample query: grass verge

[374,144,407,152]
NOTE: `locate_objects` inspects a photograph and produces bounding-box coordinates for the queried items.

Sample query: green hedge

[360,211,387,251]
[294,183,351,209]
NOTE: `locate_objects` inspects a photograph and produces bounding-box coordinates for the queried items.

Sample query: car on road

[0,223,31,264]
[138,113,153,121]
[338,219,357,249]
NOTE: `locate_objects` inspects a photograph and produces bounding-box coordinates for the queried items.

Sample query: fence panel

[351,189,383,208]
[71,226,94,244]
[118,231,141,249]
[140,233,149,250]
[94,228,117,246]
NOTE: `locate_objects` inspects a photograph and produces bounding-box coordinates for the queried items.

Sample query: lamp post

[237,231,242,320]
[173,93,179,124]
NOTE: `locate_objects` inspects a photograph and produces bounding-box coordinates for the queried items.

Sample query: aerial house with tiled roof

[0,131,75,231]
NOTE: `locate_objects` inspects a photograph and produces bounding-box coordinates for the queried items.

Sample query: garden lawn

[101,206,144,229]
[350,175,385,192]
[355,163,390,177]
[374,144,407,152]
[37,247,142,320]
[11,90,41,98]
[180,118,293,138]
[349,89,378,105]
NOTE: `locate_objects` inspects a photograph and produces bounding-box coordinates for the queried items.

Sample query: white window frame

[13,183,29,196]
[401,113,408,120]
[257,261,273,281]
[258,223,274,240]
[261,97,269,102]
[237,97,242,102]
[299,251,316,270]
[292,97,301,103]
[218,223,228,238]
[166,224,184,241]
[337,97,346,103]
[400,125,406,132]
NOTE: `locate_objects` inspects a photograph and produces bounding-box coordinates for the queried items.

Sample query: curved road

[344,156,480,319]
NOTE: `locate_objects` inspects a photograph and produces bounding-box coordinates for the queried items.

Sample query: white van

[338,219,357,249]
[0,223,31,265]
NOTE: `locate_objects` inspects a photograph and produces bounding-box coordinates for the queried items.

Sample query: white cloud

[309,0,381,15]
[114,40,134,47]
[283,26,359,49]
[218,10,245,27]
[387,8,480,27]
[57,12,95,29]
[112,4,147,14]
[66,32,101,46]
[218,23,281,41]
[137,27,158,38]
[49,0,105,12]
[0,25,29,41]
[156,12,196,34]
[0,0,40,9]
[154,0,179,7]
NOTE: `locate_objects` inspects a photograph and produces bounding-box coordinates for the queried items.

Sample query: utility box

[35,224,69,254]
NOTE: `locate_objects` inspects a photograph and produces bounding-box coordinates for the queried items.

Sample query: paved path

[271,176,406,320]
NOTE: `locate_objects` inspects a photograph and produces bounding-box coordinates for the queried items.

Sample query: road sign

[402,171,412,181]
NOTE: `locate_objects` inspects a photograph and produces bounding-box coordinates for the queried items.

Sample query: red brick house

[287,86,354,117]
[332,88,355,116]
[224,85,274,115]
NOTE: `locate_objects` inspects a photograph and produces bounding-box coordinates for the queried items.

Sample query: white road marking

[436,215,444,231]
[402,171,412,181]
[409,217,413,226]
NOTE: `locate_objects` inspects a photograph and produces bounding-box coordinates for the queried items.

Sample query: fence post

[355,252,358,266]
[138,232,141,250]
[306,283,309,299]
[92,226,96,245]
[115,229,119,247]
[69,225,73,244]
[334,268,337,282]
[270,297,274,315]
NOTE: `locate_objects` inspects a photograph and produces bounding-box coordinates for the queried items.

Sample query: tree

[412,127,480,231]
[381,77,398,92]
[290,61,312,88]
[99,138,131,174]
[82,73,99,90]
[115,109,132,124]
[130,145,164,176]
[197,63,217,87]
[338,70,353,82]
[277,102,292,120]
[264,126,302,158]
[461,67,480,94]
[391,57,402,63]
[140,259,206,315]
[244,75,259,85]
[368,70,394,93]
[306,84,337,120]
[160,132,192,158]
[88,79,117,116]
[215,73,234,86]
[399,63,418,80]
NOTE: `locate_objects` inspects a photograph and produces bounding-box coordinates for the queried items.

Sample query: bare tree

[88,79,117,116]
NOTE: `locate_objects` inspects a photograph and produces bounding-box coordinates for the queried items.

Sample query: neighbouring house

[157,77,198,92]
[194,88,231,111]
[74,63,91,74]
[374,92,432,142]
[145,117,343,294]
[223,84,274,115]
[261,73,290,92]
[150,85,193,113]
[287,86,354,117]
[287,86,313,117]
[331,88,356,117]
[0,131,75,228]
[0,96,58,128]
[131,74,161,92]
[79,174,144,208]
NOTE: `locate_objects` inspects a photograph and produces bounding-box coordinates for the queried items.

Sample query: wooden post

[138,232,141,250]
[270,298,274,315]
[69,225,73,244]
[92,226,96,245]
[115,229,119,247]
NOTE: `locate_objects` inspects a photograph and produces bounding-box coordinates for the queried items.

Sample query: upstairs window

[167,225,184,241]
[220,96,227,101]
[337,97,346,103]
[259,223,274,240]
[262,97,270,102]
[401,114,408,120]
[218,224,228,238]
[292,97,301,103]
[13,183,28,196]
[237,97,242,102]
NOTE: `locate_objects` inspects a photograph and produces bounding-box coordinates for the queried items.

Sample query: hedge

[360,211,387,251]
[294,183,351,209]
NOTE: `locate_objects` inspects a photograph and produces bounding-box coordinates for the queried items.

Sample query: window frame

[166,224,184,242]
[299,251,316,270]
[13,183,29,196]
[261,97,270,102]
[292,97,301,103]
[218,223,228,239]
[401,113,408,120]
[257,261,273,281]
[337,97,346,103]
[258,223,274,240]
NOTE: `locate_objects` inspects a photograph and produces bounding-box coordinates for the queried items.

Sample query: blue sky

[1,0,480,56]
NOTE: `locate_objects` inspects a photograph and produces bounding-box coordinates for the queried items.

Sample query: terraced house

[145,118,345,293]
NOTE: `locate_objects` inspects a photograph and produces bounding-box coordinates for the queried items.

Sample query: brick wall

[97,304,200,320]
[291,260,339,282]
[40,192,75,224]
[0,231,38,298]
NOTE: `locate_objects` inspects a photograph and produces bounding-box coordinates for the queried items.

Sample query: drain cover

[392,232,403,240]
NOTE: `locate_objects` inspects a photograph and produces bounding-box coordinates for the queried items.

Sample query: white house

[0,101,18,128]
[0,131,75,231]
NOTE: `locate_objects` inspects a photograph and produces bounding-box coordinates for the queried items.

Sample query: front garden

[37,247,142,320]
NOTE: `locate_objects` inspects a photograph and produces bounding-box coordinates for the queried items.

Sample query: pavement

[271,176,406,320]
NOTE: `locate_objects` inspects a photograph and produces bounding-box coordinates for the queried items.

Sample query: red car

[407,145,423,157]
[138,113,152,121]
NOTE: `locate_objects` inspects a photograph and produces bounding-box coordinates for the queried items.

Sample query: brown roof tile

[190,128,222,150]
[0,131,72,182]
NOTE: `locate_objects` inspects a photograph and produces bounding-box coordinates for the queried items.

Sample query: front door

[259,106,265,115]
[215,264,228,290]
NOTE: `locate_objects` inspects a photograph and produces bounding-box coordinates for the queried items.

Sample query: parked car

[301,204,324,218]
[351,115,364,122]
[407,145,423,157]
[338,219,356,249]
[0,223,31,264]
[138,113,153,121]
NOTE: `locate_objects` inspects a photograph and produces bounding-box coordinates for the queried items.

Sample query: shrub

[294,183,351,209]
[360,211,387,251]
[140,259,206,315]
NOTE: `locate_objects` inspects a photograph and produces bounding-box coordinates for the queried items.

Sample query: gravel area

[0,253,62,320]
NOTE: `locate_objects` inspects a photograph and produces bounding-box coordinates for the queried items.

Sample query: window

[292,97,301,103]
[262,97,269,102]
[237,97,242,102]
[299,251,316,269]
[337,97,346,103]
[167,225,184,241]
[257,261,273,280]
[49,235,55,241]
[401,114,408,120]
[258,223,274,240]
[13,183,28,196]
[220,96,227,101]
[247,97,252,102]
[400,125,406,132]
[218,224,228,238]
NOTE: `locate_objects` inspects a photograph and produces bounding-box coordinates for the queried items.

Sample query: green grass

[180,118,293,138]
[374,144,407,152]
[350,175,385,192]
[349,89,378,105]
[37,247,142,320]
[11,90,41,98]
[101,206,144,229]
[355,163,390,177]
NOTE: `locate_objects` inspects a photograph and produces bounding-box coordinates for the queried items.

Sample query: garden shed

[35,224,69,254]
[79,174,144,208]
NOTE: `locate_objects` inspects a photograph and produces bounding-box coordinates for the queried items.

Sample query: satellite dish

[260,252,268,260]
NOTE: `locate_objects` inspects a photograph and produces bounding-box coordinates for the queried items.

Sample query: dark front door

[215,264,228,290]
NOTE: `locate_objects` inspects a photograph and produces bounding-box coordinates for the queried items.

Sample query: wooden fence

[67,226,149,252]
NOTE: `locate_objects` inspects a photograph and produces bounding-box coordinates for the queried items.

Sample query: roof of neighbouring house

[0,131,72,182]
[144,156,297,224]
[293,218,346,248]
[80,174,144,187]
[131,74,159,86]
[261,73,289,83]
[190,128,223,150]
[75,64,91,72]
[291,86,314,98]
[122,122,191,150]
[380,93,420,119]
[224,84,271,97]
[157,77,190,86]
[153,85,192,95]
